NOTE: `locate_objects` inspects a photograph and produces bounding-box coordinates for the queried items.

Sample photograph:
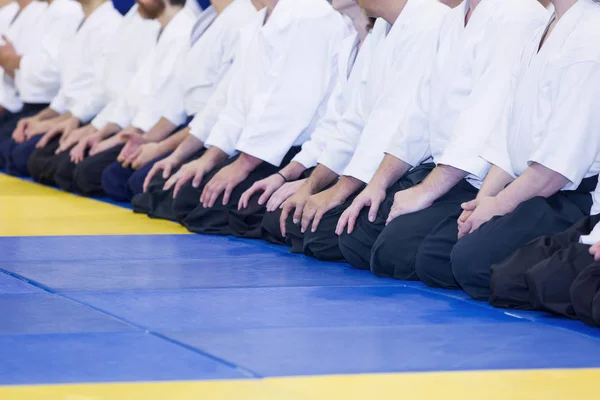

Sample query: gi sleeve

[317,76,367,176]
[435,21,534,180]
[189,62,236,144]
[529,61,600,190]
[233,23,343,167]
[131,36,190,131]
[15,14,81,105]
[344,30,439,183]
[292,55,345,170]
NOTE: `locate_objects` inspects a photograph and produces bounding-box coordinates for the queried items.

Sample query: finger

[301,207,315,233]
[192,169,204,188]
[311,209,326,233]
[172,173,192,198]
[222,184,233,206]
[116,148,127,163]
[200,183,209,206]
[386,207,400,226]
[207,185,222,208]
[293,201,305,225]
[346,206,362,235]
[279,203,292,237]
[457,220,471,239]
[258,187,274,206]
[368,198,382,222]
[241,186,259,208]
[237,192,247,211]
[124,148,142,168]
[143,166,158,193]
[335,210,350,236]
[162,164,172,179]
[131,158,143,170]
[461,200,477,211]
[266,194,278,212]
[163,174,177,191]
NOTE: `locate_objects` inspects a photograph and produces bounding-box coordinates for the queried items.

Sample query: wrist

[367,177,388,193]
[334,176,362,202]
[413,184,437,206]
[236,153,262,174]
[281,161,306,181]
[493,192,518,215]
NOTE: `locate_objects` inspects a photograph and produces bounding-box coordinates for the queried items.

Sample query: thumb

[461,199,477,211]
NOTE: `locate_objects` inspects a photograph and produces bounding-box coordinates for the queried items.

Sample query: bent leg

[525,242,593,317]
[490,215,600,309]
[414,212,464,290]
[27,137,61,184]
[570,263,600,327]
[101,161,135,202]
[371,181,476,280]
[125,152,172,201]
[340,164,435,271]
[451,194,591,300]
[71,145,124,196]
[260,208,286,244]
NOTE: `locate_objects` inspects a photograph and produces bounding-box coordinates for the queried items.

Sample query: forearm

[97,123,122,139]
[143,117,177,142]
[199,146,230,170]
[235,152,263,174]
[495,163,569,213]
[50,113,72,124]
[36,108,61,121]
[279,161,306,182]
[306,164,340,194]
[416,164,468,203]
[369,154,412,190]
[171,133,204,163]
[157,127,190,154]
[476,165,514,199]
[329,176,364,203]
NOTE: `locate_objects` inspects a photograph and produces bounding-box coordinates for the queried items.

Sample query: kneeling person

[452,0,600,300]
[338,0,547,283]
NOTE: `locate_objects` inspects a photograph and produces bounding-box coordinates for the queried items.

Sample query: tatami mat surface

[1,172,599,399]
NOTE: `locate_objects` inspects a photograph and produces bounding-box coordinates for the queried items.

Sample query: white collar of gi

[84,1,114,28]
[261,0,336,37]
[190,5,218,45]
[393,0,426,26]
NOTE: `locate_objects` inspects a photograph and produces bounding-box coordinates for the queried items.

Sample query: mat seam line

[0,267,264,379]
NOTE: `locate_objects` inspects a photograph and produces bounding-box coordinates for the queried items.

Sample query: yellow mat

[0,174,189,236]
[2,369,600,400]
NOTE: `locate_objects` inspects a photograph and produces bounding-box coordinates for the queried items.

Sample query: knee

[370,233,398,278]
[27,149,41,179]
[261,209,285,244]
[415,251,455,290]
[9,140,37,177]
[172,182,200,220]
[303,229,342,262]
[54,157,76,190]
[72,163,91,193]
[126,169,148,200]
[450,235,490,300]
[339,230,370,270]
[370,222,416,280]
[101,162,130,202]
[0,139,15,168]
